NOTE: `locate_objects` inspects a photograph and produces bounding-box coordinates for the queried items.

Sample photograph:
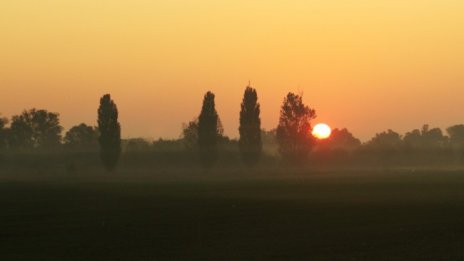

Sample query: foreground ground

[2,170,464,260]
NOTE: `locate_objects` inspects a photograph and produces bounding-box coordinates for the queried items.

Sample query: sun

[312,123,332,139]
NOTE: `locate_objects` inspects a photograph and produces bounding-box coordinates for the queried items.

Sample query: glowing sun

[312,123,332,139]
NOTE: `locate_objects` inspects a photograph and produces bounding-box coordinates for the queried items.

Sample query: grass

[2,170,464,260]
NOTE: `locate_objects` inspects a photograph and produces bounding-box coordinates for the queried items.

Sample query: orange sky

[1,0,463,141]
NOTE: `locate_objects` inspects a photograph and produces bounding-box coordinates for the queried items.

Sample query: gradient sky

[1,0,463,141]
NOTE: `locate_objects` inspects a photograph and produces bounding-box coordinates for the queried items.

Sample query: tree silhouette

[404,125,448,150]
[0,116,8,150]
[239,86,262,166]
[276,92,316,162]
[9,109,63,149]
[64,123,99,150]
[403,129,422,149]
[447,125,464,152]
[98,94,121,171]
[366,129,402,150]
[324,128,361,151]
[125,138,152,153]
[198,91,220,167]
[420,125,448,149]
[364,129,403,166]
[444,125,464,163]
[181,118,199,150]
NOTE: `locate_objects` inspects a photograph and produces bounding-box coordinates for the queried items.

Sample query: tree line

[0,94,122,171]
[1,86,464,171]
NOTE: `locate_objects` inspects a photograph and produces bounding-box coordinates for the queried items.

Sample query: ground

[2,170,464,260]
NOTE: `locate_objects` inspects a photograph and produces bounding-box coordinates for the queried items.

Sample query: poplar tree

[98,94,121,171]
[198,91,220,167]
[239,86,262,166]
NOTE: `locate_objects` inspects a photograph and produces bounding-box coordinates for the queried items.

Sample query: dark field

[2,170,464,260]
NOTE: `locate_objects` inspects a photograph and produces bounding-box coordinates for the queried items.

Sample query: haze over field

[1,1,463,140]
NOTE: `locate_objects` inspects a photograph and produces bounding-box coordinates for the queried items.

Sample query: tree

[198,91,220,167]
[363,129,403,166]
[447,125,464,151]
[181,118,199,150]
[261,129,279,156]
[276,92,316,162]
[239,86,262,166]
[124,138,152,153]
[404,125,448,150]
[0,116,8,150]
[64,123,99,150]
[403,129,422,149]
[98,94,121,171]
[366,129,402,150]
[419,124,448,149]
[324,128,361,151]
[9,109,63,149]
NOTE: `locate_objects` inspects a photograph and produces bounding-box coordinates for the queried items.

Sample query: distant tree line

[1,86,464,172]
[0,94,121,171]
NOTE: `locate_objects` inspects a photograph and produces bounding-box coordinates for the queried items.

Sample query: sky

[1,0,463,141]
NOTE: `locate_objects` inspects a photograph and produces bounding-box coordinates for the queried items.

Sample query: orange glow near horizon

[312,123,332,140]
[1,1,463,141]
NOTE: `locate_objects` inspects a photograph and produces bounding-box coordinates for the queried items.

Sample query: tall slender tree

[98,94,121,171]
[198,91,220,167]
[276,92,316,162]
[239,86,262,166]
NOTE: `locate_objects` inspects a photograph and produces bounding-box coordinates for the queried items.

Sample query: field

[2,170,464,260]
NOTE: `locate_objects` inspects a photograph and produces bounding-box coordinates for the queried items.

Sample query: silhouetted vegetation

[0,116,8,150]
[447,125,464,152]
[3,107,464,260]
[403,125,448,150]
[276,92,317,163]
[64,123,99,151]
[181,118,199,150]
[8,109,63,150]
[98,94,121,171]
[239,86,262,166]
[365,129,402,151]
[198,91,221,168]
[321,128,361,151]
[1,90,464,173]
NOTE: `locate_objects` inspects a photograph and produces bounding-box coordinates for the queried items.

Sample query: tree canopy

[64,123,99,150]
[0,117,8,150]
[98,94,121,171]
[323,128,361,151]
[239,86,262,166]
[198,91,220,167]
[276,92,316,162]
[8,109,63,149]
